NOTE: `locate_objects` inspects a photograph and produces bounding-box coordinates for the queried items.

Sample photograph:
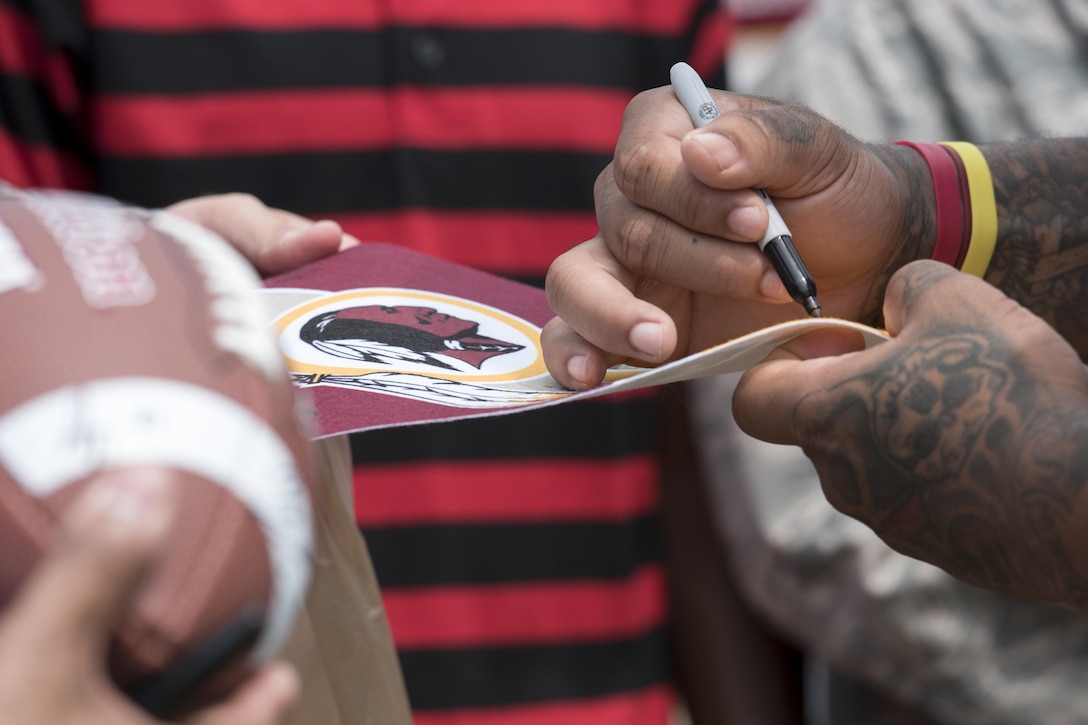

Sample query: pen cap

[670,62,719,128]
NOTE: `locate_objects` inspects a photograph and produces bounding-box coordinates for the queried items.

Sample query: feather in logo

[275,288,562,408]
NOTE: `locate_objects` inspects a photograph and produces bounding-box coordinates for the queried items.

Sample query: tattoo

[985,138,1088,358]
[795,271,1088,605]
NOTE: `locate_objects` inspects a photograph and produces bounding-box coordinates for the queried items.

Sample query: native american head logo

[299,304,524,372]
[274,289,551,408]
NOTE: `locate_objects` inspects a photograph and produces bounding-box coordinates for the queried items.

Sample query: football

[0,189,315,714]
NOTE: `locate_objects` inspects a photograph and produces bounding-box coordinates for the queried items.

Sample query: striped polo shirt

[0,1,730,721]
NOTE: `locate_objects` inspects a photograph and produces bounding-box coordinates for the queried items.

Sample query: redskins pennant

[261,244,888,439]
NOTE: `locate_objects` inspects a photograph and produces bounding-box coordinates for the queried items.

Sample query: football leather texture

[0,190,315,709]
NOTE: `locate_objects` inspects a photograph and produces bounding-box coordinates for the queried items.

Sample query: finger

[260,217,345,275]
[607,91,775,244]
[731,328,867,445]
[166,194,346,276]
[680,95,855,198]
[881,260,1088,391]
[338,230,362,252]
[541,317,615,390]
[544,238,678,366]
[4,467,176,662]
[880,259,1003,338]
[595,166,788,302]
[189,663,299,725]
[880,259,1027,345]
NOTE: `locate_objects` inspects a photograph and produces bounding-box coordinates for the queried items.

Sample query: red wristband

[895,141,966,267]
[940,143,974,269]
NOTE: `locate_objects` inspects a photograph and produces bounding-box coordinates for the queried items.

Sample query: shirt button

[411,32,446,70]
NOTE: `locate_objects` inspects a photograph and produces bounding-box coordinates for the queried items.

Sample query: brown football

[0,190,315,714]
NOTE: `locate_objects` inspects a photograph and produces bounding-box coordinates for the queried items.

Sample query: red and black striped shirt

[0,1,730,721]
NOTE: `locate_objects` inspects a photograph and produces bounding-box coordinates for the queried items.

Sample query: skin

[984,138,1088,355]
[542,87,930,386]
[734,262,1088,607]
[166,193,359,278]
[541,87,1088,606]
[0,468,299,724]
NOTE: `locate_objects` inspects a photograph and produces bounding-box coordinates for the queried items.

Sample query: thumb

[732,327,866,445]
[258,217,350,276]
[679,96,856,196]
[5,467,177,660]
[165,193,349,276]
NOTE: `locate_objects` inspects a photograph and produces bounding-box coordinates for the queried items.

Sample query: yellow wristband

[940,141,998,278]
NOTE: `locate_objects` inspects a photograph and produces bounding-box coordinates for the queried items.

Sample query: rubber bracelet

[895,141,966,267]
[941,144,974,269]
[940,142,998,279]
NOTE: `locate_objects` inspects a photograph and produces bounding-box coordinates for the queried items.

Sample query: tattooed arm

[733,260,1088,606]
[984,139,1088,359]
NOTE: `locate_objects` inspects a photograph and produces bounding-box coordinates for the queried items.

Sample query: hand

[166,193,360,277]
[542,87,933,389]
[0,468,299,724]
[732,260,1088,606]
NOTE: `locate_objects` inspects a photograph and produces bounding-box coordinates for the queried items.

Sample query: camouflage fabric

[755,0,1088,142]
[697,2,1088,722]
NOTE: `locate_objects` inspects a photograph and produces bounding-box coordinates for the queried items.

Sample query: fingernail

[689,131,739,172]
[629,322,664,360]
[65,478,122,536]
[66,468,174,540]
[566,355,590,388]
[760,268,790,302]
[111,470,172,534]
[266,663,302,710]
[338,233,361,251]
[727,205,764,241]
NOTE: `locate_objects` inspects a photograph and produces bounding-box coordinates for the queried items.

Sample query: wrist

[875,142,939,267]
[895,141,967,267]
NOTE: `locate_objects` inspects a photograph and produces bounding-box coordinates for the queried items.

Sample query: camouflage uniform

[759,0,1088,142]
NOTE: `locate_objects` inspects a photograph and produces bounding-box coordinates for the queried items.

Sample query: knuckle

[612,139,660,201]
[698,256,744,295]
[545,256,584,312]
[620,88,658,127]
[679,189,719,233]
[593,164,617,211]
[612,211,661,274]
[223,192,263,210]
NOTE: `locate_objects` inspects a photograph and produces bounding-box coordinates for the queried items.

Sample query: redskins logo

[274,288,558,409]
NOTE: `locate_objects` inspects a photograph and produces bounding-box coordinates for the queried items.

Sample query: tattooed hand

[733,260,1088,607]
[542,86,934,390]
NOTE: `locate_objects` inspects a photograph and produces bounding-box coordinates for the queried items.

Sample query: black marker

[670,62,822,317]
